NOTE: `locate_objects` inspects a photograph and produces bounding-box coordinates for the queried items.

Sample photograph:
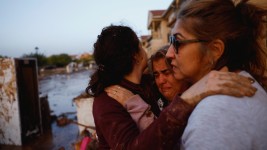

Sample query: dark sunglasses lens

[169,36,173,44]
[169,35,179,53]
[173,36,179,53]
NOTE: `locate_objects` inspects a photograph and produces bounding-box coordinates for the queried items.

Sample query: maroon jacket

[93,77,193,150]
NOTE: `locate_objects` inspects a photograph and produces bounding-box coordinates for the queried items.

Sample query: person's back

[181,71,267,150]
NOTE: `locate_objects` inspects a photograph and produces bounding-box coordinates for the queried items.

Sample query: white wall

[0,58,22,145]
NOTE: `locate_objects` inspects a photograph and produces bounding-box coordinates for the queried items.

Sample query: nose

[166,45,175,59]
[158,74,167,85]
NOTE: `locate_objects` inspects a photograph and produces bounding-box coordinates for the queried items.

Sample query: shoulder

[93,92,125,117]
[93,92,135,128]
[186,95,240,128]
[181,96,246,149]
[187,70,267,125]
[181,71,267,149]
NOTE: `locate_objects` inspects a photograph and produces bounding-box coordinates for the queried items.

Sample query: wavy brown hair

[177,0,267,90]
[86,25,140,96]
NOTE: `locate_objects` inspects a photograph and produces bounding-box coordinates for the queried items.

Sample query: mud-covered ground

[0,69,94,150]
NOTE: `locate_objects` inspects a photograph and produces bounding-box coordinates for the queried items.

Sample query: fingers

[106,89,119,99]
[219,66,229,72]
[105,87,124,105]
[219,72,256,92]
[105,85,124,95]
[104,87,116,95]
[104,85,134,105]
[214,86,244,97]
[214,75,256,97]
[112,85,134,96]
[210,70,256,86]
[217,66,255,85]
[182,70,258,106]
[217,81,256,97]
[105,85,121,101]
[204,71,257,97]
[217,69,256,83]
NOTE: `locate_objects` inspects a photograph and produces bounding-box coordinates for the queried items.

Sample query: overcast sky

[0,0,172,57]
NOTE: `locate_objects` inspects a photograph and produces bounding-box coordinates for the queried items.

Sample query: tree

[0,55,8,58]
[47,53,72,67]
[78,52,94,67]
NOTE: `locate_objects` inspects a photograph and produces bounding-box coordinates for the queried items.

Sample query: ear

[134,53,140,64]
[208,39,224,62]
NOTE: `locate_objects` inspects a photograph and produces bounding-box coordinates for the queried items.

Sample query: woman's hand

[181,67,257,106]
[105,85,134,106]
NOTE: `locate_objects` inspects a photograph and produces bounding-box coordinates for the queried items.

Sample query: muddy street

[1,69,94,150]
[39,69,92,116]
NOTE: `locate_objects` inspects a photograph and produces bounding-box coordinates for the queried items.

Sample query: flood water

[0,69,95,150]
[39,69,93,116]
[38,69,94,149]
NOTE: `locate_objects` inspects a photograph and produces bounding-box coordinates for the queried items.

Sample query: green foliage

[21,47,91,68]
[79,53,94,67]
[80,57,91,66]
[0,55,8,58]
[47,53,72,67]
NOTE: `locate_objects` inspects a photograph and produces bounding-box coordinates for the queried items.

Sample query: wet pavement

[39,69,93,116]
[0,69,94,150]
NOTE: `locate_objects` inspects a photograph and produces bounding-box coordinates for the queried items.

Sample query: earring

[211,60,214,65]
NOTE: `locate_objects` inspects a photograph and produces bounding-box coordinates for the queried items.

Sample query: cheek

[166,76,176,85]
[175,52,197,71]
[144,51,148,60]
[175,49,204,78]
[144,53,148,65]
[169,77,178,86]
[155,79,160,86]
[178,48,200,62]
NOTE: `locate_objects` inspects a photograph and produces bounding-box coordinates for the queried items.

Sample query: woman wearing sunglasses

[87,24,257,149]
[166,0,267,149]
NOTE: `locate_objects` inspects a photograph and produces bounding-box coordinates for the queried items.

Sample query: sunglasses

[169,34,207,54]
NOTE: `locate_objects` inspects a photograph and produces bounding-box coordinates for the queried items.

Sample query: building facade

[141,0,185,57]
[142,0,267,57]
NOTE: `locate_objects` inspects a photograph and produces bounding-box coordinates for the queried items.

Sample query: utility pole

[35,47,39,55]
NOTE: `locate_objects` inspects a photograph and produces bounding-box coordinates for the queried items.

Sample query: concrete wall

[0,58,22,145]
[74,97,95,134]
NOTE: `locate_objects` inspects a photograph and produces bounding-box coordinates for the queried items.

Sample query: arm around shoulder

[124,94,155,131]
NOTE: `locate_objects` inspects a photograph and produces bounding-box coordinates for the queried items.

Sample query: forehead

[171,20,194,39]
[171,20,183,34]
[152,58,168,70]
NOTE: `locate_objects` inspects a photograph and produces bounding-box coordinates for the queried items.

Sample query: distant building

[66,62,77,73]
[145,10,167,57]
[142,0,181,57]
[79,52,92,60]
[140,35,151,53]
[89,60,96,69]
[69,54,79,61]
[142,0,267,57]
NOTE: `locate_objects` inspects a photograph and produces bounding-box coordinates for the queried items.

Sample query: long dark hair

[86,25,140,96]
[177,0,267,89]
